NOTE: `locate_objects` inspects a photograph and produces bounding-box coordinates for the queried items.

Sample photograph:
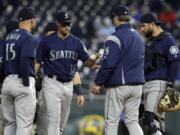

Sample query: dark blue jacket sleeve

[165,36,180,82]
[20,36,35,86]
[95,40,121,85]
[36,38,45,63]
[168,61,180,82]
[19,58,31,86]
[77,40,89,62]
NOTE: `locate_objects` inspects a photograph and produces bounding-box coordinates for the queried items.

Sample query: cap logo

[64,13,69,19]
[124,11,127,14]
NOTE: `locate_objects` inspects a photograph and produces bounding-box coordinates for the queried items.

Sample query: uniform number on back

[6,43,16,60]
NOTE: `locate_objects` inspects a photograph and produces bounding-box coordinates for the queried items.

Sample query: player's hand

[90,53,100,61]
[90,83,102,95]
[76,95,85,108]
[92,64,101,69]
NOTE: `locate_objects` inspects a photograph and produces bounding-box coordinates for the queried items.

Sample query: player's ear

[30,19,33,24]
[31,19,36,27]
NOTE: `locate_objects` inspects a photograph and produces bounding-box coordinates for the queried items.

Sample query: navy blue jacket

[144,31,180,82]
[95,23,145,87]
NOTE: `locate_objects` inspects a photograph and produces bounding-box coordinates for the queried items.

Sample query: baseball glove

[159,87,180,112]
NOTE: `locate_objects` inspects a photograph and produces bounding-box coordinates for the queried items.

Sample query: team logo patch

[104,47,109,55]
[103,47,109,59]
[170,46,179,55]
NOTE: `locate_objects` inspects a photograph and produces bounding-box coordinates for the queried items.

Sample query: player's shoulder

[11,28,34,40]
[44,32,57,40]
[69,34,81,41]
[69,34,84,45]
[17,28,32,36]
[160,31,174,40]
[160,31,176,45]
[105,33,121,45]
[39,32,56,43]
[0,39,5,45]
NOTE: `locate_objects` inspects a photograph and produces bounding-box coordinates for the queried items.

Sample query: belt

[6,74,35,78]
[47,74,71,83]
[106,83,144,88]
[146,78,167,82]
[18,75,35,78]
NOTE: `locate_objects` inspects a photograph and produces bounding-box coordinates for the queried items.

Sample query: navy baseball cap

[56,11,72,23]
[111,5,129,18]
[140,13,163,25]
[44,22,58,33]
[6,19,19,35]
[18,7,36,21]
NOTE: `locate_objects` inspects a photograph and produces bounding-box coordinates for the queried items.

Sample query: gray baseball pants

[143,80,167,135]
[42,76,73,135]
[35,91,47,135]
[1,75,36,135]
[104,85,143,135]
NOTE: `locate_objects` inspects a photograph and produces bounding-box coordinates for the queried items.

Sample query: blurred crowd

[0,0,180,93]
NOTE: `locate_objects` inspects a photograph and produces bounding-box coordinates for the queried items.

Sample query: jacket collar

[115,23,132,31]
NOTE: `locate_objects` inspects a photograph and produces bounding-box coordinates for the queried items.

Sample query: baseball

[90,54,97,60]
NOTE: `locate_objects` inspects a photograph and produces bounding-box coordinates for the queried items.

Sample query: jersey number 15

[6,43,16,60]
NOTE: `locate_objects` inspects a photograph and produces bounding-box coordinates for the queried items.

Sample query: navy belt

[47,74,71,83]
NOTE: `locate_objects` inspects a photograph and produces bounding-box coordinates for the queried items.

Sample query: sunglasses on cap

[60,22,72,27]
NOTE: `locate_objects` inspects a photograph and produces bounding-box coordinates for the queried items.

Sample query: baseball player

[0,20,19,134]
[35,22,58,135]
[90,5,145,135]
[35,22,85,135]
[1,7,37,135]
[0,40,4,84]
[35,11,98,135]
[139,13,180,135]
[0,20,19,84]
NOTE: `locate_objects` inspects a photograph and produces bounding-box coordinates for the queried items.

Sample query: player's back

[106,24,145,86]
[4,28,34,76]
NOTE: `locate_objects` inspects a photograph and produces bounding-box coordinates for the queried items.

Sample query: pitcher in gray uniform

[91,5,145,135]
[35,11,98,135]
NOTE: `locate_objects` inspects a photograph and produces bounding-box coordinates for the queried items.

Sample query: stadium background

[0,0,180,135]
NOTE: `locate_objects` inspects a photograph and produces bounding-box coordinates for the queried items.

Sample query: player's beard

[144,29,153,38]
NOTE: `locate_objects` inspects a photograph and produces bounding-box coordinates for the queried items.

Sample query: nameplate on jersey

[6,34,21,40]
